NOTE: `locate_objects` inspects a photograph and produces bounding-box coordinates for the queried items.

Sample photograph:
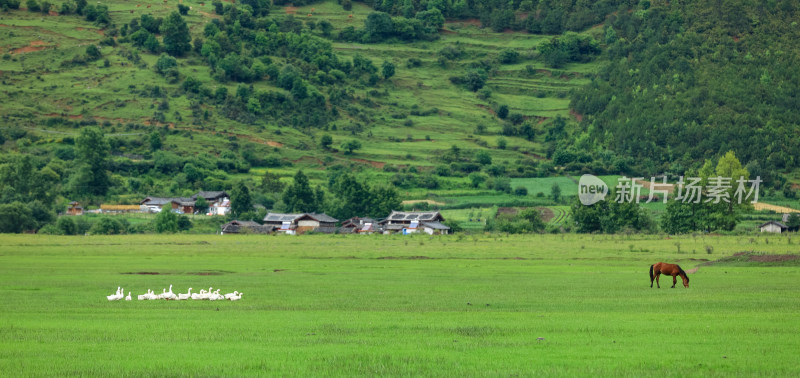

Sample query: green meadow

[1,234,799,376]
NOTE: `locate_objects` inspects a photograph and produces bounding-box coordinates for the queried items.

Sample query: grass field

[2,234,799,375]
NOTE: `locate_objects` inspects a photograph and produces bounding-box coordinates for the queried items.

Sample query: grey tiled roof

[760,221,788,228]
[192,191,229,200]
[141,197,174,206]
[303,213,339,223]
[382,211,444,223]
[421,221,450,230]
[263,213,305,222]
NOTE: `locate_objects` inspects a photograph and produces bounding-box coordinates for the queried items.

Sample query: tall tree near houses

[162,11,191,57]
[283,170,316,213]
[73,127,111,197]
[230,181,253,218]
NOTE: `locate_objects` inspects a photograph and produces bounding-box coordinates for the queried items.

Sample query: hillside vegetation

[1,0,799,233]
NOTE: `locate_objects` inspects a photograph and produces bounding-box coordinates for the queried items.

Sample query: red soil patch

[353,158,385,169]
[539,207,554,222]
[285,6,298,14]
[570,109,584,122]
[11,40,49,54]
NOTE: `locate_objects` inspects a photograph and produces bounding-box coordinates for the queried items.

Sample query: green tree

[0,202,36,233]
[155,53,177,75]
[149,130,162,150]
[519,208,545,232]
[194,196,209,215]
[787,213,800,230]
[475,150,492,165]
[365,12,394,38]
[72,127,111,197]
[85,44,101,60]
[260,171,286,193]
[154,208,178,233]
[161,11,191,57]
[320,134,333,149]
[469,172,487,188]
[283,170,316,213]
[551,182,561,203]
[230,181,253,218]
[56,216,77,235]
[497,104,509,119]
[381,60,395,80]
[341,139,362,155]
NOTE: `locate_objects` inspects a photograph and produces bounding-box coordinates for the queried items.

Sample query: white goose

[229,292,243,301]
[162,285,178,300]
[209,289,224,301]
[107,287,123,301]
[177,287,192,300]
[191,289,205,300]
[146,289,159,300]
[125,292,132,301]
[224,291,239,300]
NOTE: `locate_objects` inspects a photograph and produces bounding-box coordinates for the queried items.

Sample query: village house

[760,221,788,233]
[379,211,451,235]
[170,198,196,214]
[220,220,274,235]
[263,213,339,234]
[340,217,380,234]
[66,201,83,216]
[140,191,230,215]
[140,197,173,213]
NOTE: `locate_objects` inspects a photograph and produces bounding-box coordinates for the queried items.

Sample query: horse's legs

[655,272,660,288]
[671,274,677,288]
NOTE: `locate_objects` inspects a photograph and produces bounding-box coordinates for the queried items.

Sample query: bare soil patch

[10,40,49,54]
[539,207,554,222]
[353,158,385,169]
[378,256,432,260]
[285,6,298,14]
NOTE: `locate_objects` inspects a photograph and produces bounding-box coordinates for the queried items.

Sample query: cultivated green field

[2,234,799,376]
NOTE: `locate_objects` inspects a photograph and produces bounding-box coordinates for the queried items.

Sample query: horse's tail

[679,265,689,283]
[649,264,654,281]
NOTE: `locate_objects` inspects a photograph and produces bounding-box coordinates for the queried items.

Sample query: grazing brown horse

[650,262,690,288]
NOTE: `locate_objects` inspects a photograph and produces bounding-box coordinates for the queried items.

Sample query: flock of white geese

[106,285,243,301]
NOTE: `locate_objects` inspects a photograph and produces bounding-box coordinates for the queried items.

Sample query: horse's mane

[678,265,689,283]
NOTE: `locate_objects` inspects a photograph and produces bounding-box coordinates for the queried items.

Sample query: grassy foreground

[1,233,799,376]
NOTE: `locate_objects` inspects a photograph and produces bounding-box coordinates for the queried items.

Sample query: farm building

[210,198,231,216]
[760,221,788,233]
[340,217,380,234]
[220,220,274,235]
[263,213,339,234]
[66,201,83,216]
[170,198,196,214]
[379,211,451,235]
[140,197,173,213]
[192,191,229,203]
